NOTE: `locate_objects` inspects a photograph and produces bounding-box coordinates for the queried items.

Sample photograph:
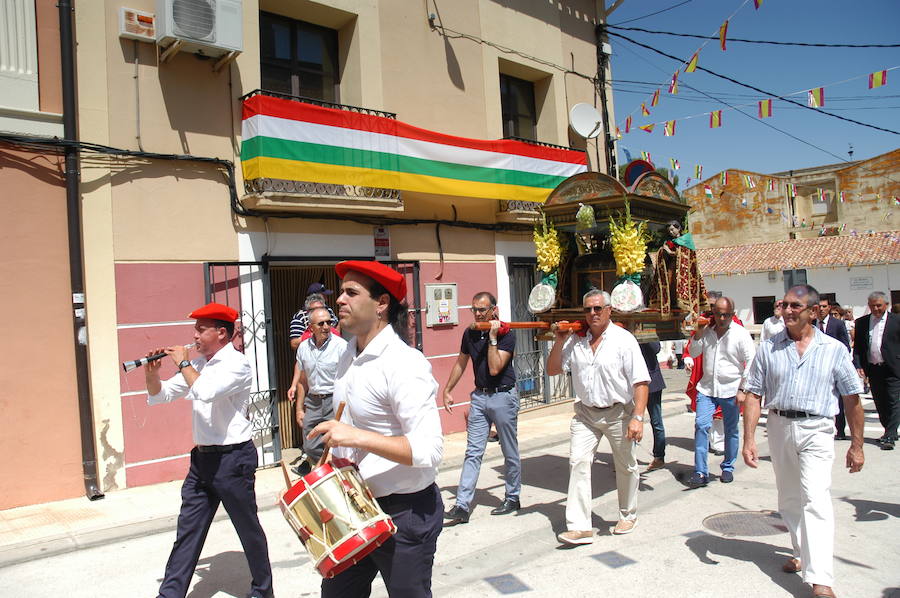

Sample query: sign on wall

[374,226,390,260]
[849,276,874,290]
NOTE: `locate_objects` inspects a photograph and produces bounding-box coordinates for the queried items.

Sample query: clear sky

[606,0,899,187]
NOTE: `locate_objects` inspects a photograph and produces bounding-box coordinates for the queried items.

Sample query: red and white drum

[279,458,396,578]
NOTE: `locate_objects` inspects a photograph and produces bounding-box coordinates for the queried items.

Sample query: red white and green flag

[720,171,728,185]
[704,185,714,199]
[808,88,825,108]
[787,183,797,197]
[641,151,653,163]
[839,191,846,203]
[695,164,703,178]
[869,70,887,89]
[768,179,777,192]
[710,110,723,128]
[744,175,756,189]
[670,158,680,170]
[758,99,773,118]
[241,95,587,204]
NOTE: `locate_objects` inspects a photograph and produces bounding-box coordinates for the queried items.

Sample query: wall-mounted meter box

[425,283,458,327]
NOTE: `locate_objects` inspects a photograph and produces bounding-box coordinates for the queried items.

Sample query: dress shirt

[332,326,443,498]
[761,316,785,342]
[296,334,347,395]
[688,323,755,398]
[561,323,650,408]
[746,329,862,417]
[869,314,886,364]
[147,343,253,446]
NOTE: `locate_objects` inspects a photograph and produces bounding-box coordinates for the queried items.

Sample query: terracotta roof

[696,232,900,274]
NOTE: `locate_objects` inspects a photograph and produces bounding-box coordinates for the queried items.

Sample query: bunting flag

[808,87,825,108]
[768,179,777,192]
[641,103,650,116]
[839,191,846,203]
[754,0,763,9]
[817,188,826,202]
[625,116,632,133]
[615,126,622,139]
[743,175,756,189]
[787,183,797,197]
[704,185,714,199]
[720,171,728,185]
[710,110,722,128]
[895,196,900,205]
[719,20,729,51]
[869,70,887,89]
[664,120,676,136]
[640,151,652,162]
[670,158,680,170]
[758,99,773,118]
[668,70,680,95]
[695,164,703,179]
[839,223,846,232]
[650,89,660,107]
[241,94,587,204]
[685,53,699,73]
[639,123,655,133]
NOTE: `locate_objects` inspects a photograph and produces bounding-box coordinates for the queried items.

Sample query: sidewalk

[0,387,692,569]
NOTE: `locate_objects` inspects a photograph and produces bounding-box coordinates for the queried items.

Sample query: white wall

[494,237,536,320]
[704,263,900,325]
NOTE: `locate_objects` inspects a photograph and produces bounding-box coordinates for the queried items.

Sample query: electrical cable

[606,29,900,136]
[607,25,900,48]
[610,0,694,26]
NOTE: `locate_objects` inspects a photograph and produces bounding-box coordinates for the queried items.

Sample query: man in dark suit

[816,298,852,439]
[853,291,900,450]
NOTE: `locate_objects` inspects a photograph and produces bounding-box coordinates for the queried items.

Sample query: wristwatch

[631,415,645,422]
[489,338,498,346]
[177,360,192,371]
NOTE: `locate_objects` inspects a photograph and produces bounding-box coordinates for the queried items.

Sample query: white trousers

[565,401,638,531]
[767,413,836,587]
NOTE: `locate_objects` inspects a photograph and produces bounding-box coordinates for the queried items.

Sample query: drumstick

[317,401,346,468]
[280,460,292,490]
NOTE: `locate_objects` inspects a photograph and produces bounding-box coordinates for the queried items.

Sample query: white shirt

[296,334,347,395]
[561,323,650,408]
[761,315,785,342]
[332,326,443,498]
[746,329,862,417]
[869,314,887,364]
[147,343,253,446]
[688,323,756,398]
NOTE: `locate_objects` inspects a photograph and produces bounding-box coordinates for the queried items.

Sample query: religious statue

[647,220,709,316]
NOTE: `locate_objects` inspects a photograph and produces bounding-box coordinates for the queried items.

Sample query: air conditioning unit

[156,0,243,58]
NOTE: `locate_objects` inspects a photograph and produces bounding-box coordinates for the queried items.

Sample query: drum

[279,457,396,578]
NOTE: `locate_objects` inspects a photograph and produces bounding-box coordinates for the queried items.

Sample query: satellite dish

[569,103,603,139]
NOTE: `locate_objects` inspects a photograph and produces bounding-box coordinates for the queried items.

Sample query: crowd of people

[140,260,896,598]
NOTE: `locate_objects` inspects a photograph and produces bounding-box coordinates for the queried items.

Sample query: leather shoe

[490,498,520,515]
[782,557,801,573]
[811,584,836,597]
[444,505,470,524]
[688,472,708,488]
[720,470,734,483]
[645,458,665,472]
[880,439,895,450]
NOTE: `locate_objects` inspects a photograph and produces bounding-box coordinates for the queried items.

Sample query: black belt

[196,440,249,453]
[476,384,514,394]
[772,408,823,419]
[307,393,333,399]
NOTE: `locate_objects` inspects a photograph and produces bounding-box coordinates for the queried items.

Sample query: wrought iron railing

[240,89,397,119]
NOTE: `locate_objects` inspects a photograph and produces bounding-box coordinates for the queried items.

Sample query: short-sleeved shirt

[289,306,338,338]
[296,334,347,395]
[460,328,516,389]
[561,323,650,408]
[745,329,863,417]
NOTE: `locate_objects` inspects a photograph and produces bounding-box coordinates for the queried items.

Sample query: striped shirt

[745,328,862,417]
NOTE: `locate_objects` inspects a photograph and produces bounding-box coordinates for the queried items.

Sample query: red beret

[188,302,239,322]
[335,260,406,301]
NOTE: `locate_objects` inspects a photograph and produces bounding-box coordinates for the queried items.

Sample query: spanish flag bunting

[664,120,676,136]
[639,123,655,133]
[710,110,722,128]
[650,89,660,107]
[625,116,632,133]
[869,70,887,89]
[641,103,650,116]
[704,185,714,199]
[685,53,699,73]
[758,99,773,118]
[754,0,763,9]
[719,20,728,51]
[668,70,680,95]
[808,87,825,108]
[695,164,703,178]
[768,179,777,192]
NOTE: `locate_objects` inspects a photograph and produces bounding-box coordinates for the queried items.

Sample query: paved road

[3,402,898,597]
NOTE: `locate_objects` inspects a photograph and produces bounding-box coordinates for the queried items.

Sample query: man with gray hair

[289,283,339,351]
[548,289,650,544]
[853,290,899,450]
[688,296,755,487]
[743,285,864,598]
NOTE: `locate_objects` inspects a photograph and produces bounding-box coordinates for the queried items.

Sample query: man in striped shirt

[742,285,865,598]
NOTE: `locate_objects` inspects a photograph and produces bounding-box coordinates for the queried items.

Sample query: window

[752,296,776,324]
[500,74,536,140]
[259,12,339,102]
[783,269,807,291]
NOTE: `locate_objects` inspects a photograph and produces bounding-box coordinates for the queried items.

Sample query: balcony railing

[240,89,397,119]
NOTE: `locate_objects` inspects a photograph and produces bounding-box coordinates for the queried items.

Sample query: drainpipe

[59,0,103,501]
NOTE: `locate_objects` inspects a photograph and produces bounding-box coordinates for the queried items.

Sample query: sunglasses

[583,305,610,313]
[312,321,330,327]
[782,301,810,311]
[471,306,494,314]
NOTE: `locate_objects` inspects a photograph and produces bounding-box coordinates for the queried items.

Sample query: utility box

[425,283,458,327]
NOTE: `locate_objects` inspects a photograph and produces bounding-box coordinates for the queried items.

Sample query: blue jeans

[646,390,666,459]
[694,392,740,476]
[454,388,520,511]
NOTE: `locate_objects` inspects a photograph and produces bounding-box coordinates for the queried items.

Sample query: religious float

[527,160,709,342]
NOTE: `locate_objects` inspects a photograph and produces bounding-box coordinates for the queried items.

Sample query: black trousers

[157,440,273,598]
[321,483,443,598]
[868,364,900,441]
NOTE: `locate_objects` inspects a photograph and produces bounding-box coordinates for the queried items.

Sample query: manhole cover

[702,510,787,537]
